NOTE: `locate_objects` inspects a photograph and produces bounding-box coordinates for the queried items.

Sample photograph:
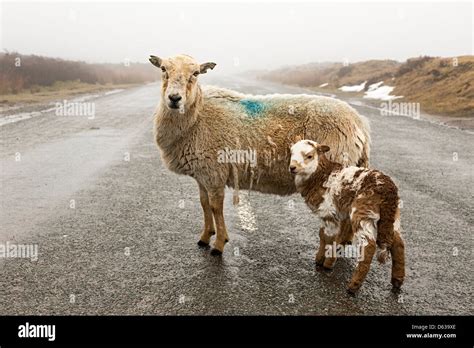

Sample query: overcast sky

[1,1,472,72]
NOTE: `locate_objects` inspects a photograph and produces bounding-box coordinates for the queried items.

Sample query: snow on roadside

[363,82,402,101]
[0,88,126,127]
[339,81,366,92]
[319,83,329,88]
[367,81,384,91]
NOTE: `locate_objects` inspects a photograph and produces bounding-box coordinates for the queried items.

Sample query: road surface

[0,76,472,315]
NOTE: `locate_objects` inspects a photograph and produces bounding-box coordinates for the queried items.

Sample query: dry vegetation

[260,60,399,89]
[258,56,474,117]
[392,56,474,117]
[0,80,139,105]
[0,52,159,105]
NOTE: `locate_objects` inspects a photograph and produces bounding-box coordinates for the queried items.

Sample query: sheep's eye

[193,71,199,77]
[307,155,313,159]
[161,67,166,72]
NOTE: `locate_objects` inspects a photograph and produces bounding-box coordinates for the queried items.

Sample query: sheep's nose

[289,165,297,173]
[169,94,182,103]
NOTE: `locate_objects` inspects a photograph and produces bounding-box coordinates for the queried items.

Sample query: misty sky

[1,1,472,72]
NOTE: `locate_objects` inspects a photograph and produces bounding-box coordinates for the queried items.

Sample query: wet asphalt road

[0,76,472,315]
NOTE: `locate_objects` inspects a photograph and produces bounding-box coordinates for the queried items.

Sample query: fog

[1,1,472,72]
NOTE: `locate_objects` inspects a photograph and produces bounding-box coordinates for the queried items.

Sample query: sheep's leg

[315,227,326,266]
[347,221,377,294]
[197,184,216,247]
[208,187,229,256]
[390,230,405,290]
[322,221,339,270]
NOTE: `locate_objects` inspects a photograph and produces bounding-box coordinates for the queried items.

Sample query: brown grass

[258,60,399,90]
[0,80,139,106]
[393,56,474,117]
[258,56,474,117]
[0,52,158,95]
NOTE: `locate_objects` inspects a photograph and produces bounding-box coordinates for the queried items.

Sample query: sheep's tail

[356,115,371,168]
[232,164,240,205]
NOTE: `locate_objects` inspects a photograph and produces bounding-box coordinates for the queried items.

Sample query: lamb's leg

[315,227,326,266]
[208,187,229,256]
[197,184,216,247]
[337,218,353,245]
[390,230,405,290]
[322,221,339,270]
[347,221,377,294]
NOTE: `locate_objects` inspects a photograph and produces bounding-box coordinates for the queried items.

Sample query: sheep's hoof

[210,248,223,256]
[197,240,210,248]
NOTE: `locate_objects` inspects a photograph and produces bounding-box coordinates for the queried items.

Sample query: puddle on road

[236,193,258,232]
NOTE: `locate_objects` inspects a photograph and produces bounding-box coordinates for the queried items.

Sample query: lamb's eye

[161,67,166,73]
[193,71,199,77]
[307,155,313,159]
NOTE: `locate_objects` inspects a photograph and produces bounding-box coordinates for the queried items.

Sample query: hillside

[0,52,159,105]
[257,56,474,117]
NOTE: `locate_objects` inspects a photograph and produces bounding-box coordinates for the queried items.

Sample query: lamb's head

[149,54,216,112]
[289,140,330,178]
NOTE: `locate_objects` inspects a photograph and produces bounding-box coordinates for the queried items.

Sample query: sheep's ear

[317,145,330,154]
[149,55,162,68]
[200,62,216,74]
[289,135,303,148]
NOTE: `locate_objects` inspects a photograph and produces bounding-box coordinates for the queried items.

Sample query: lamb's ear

[200,62,216,74]
[317,145,330,154]
[149,55,162,68]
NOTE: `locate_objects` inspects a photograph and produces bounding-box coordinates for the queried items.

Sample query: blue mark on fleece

[239,99,266,117]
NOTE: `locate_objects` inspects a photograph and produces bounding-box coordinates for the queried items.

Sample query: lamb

[149,54,371,255]
[289,140,405,294]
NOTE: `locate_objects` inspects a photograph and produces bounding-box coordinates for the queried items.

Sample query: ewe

[150,54,371,255]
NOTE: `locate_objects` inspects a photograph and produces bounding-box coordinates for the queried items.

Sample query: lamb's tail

[376,194,399,264]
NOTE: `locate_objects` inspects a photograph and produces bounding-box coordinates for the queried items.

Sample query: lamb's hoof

[197,240,209,248]
[391,278,404,291]
[322,264,335,271]
[315,257,325,266]
[210,248,223,256]
[346,287,358,296]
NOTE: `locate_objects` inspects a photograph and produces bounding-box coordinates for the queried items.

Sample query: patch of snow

[0,88,126,127]
[368,81,384,91]
[363,84,403,101]
[104,89,124,96]
[319,83,329,88]
[339,81,367,92]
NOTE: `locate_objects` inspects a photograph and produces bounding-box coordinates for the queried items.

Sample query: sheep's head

[289,140,330,177]
[149,54,216,112]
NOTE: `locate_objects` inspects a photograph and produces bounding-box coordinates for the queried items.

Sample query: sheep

[289,140,405,294]
[149,54,371,255]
